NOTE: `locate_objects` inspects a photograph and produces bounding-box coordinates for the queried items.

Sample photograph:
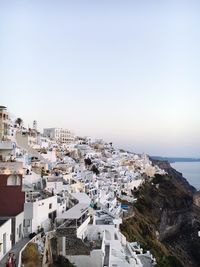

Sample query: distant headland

[151,156,200,163]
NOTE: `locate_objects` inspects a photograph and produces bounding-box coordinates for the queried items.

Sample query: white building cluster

[0,107,166,266]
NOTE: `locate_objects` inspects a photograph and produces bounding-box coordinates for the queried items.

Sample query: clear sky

[1,0,200,157]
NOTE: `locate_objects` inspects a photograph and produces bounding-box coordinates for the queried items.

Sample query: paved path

[0,238,29,267]
[103,245,110,266]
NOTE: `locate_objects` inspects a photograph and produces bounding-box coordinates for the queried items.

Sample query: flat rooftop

[0,141,13,150]
[71,192,91,204]
[58,203,89,219]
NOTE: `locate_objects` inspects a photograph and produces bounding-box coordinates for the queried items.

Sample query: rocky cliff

[121,161,200,267]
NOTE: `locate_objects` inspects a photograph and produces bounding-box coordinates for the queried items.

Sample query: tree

[55,255,76,267]
[91,164,100,175]
[15,117,23,127]
[84,157,92,166]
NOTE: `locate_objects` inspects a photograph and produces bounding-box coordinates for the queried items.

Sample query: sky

[1,0,200,157]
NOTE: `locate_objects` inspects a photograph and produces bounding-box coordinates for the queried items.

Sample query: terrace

[56,202,90,237]
[0,161,23,175]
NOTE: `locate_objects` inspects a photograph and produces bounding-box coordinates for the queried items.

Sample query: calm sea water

[171,162,200,190]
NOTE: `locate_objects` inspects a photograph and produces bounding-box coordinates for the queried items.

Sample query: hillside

[121,161,200,267]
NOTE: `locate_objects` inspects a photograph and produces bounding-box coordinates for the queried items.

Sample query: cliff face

[121,161,200,267]
[154,160,196,195]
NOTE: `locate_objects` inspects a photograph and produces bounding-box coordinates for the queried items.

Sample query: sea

[171,162,200,190]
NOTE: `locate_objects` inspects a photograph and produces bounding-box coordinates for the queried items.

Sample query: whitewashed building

[24,195,58,235]
[0,219,12,261]
[43,128,74,144]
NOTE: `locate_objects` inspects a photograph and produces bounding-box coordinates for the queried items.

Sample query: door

[3,233,6,255]
[19,224,22,239]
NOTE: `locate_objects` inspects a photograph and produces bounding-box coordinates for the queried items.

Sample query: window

[49,203,52,209]
[25,219,31,227]
[7,175,21,186]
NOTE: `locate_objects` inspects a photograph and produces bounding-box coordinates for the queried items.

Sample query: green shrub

[22,242,41,267]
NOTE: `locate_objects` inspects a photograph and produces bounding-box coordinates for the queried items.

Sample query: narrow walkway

[0,238,29,267]
[103,245,110,267]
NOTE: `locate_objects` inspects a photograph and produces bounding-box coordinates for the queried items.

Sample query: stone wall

[56,227,76,237]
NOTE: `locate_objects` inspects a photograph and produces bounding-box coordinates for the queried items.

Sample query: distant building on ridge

[43,128,74,144]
